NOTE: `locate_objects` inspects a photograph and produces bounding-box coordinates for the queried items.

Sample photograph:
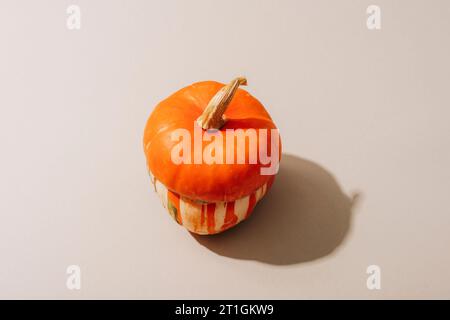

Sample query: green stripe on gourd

[167,200,179,224]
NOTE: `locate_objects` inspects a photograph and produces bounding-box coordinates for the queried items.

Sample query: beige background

[1,0,449,299]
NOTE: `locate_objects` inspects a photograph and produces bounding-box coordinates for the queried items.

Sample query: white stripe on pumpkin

[180,199,208,235]
[148,170,154,182]
[234,196,250,222]
[214,202,227,232]
[202,204,209,234]
[255,186,262,202]
[179,199,192,233]
[155,180,168,209]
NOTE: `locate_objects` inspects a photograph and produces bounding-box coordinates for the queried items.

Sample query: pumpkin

[143,77,281,235]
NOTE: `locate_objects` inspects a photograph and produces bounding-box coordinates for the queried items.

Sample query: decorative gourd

[143,77,281,235]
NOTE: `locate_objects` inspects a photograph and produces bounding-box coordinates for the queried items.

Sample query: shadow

[192,154,358,265]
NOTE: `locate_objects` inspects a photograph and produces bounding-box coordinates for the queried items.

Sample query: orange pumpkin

[143,77,281,234]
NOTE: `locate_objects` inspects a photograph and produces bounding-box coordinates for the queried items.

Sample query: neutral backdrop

[1,0,449,299]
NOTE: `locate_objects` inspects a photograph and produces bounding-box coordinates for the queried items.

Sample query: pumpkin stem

[196,77,247,130]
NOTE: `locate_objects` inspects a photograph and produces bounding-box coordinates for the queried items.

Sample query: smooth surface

[1,0,449,299]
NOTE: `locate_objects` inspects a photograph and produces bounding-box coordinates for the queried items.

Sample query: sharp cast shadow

[192,154,358,265]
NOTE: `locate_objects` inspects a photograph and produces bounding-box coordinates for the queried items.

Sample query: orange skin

[143,81,281,202]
